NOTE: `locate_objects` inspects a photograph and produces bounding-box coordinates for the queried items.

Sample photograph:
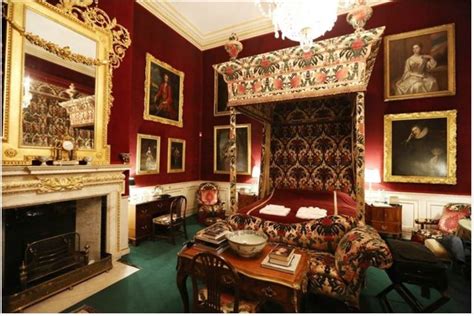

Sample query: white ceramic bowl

[226,230,268,258]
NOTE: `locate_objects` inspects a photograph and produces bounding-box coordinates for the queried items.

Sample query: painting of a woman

[395,44,439,95]
[384,24,455,101]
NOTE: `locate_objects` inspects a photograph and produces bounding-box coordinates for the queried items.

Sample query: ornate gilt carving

[4,148,17,158]
[38,176,84,193]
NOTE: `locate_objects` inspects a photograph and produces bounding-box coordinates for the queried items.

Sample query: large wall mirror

[2,0,130,165]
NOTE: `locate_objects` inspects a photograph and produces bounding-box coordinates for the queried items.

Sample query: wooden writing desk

[176,244,309,312]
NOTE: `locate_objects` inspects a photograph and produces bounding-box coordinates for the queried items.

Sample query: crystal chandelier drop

[256,0,356,52]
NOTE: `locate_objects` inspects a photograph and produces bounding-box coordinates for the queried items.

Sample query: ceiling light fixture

[255,0,364,52]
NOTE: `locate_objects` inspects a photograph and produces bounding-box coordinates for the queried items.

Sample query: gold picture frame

[167,138,185,173]
[144,53,184,127]
[214,69,230,116]
[136,134,160,175]
[384,110,456,184]
[384,24,455,101]
[2,0,130,165]
[214,124,251,175]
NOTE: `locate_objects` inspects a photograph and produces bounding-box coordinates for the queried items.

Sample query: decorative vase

[346,0,373,32]
[119,152,130,164]
[224,33,243,61]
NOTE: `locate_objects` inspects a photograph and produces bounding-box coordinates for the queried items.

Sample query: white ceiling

[137,0,391,51]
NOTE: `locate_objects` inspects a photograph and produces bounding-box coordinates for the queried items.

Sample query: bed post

[259,122,272,198]
[354,92,366,224]
[229,107,238,213]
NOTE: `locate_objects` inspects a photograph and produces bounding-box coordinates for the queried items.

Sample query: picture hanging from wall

[167,138,185,173]
[384,24,455,101]
[136,133,160,175]
[214,70,230,116]
[144,53,184,127]
[214,124,251,175]
[384,110,456,184]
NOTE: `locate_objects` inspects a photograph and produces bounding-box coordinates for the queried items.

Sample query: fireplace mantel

[2,164,130,259]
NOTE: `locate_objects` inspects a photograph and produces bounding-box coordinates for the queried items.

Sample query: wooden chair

[196,182,226,226]
[190,252,259,313]
[152,196,188,244]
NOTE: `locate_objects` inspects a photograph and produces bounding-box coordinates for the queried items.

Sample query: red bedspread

[238,189,357,223]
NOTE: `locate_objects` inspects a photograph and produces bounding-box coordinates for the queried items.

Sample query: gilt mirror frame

[2,0,131,165]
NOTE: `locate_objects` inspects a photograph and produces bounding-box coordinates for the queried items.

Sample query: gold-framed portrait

[167,138,185,173]
[384,110,456,184]
[384,24,455,101]
[144,53,184,127]
[214,69,230,116]
[136,133,160,175]
[214,124,251,175]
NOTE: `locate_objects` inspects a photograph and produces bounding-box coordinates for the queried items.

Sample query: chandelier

[256,0,359,52]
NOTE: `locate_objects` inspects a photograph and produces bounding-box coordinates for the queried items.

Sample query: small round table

[456,218,471,241]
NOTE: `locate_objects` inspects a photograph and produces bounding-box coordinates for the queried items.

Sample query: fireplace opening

[2,196,110,312]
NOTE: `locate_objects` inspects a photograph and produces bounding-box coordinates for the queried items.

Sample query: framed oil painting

[214,124,251,175]
[214,69,230,116]
[136,134,160,175]
[384,24,455,101]
[384,110,456,184]
[167,138,185,173]
[144,53,184,127]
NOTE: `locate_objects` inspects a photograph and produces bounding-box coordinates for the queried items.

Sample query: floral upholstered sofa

[219,214,393,309]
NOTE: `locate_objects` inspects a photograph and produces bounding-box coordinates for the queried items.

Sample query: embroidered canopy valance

[214,27,385,107]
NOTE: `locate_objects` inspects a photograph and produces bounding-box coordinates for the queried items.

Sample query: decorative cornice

[137,0,391,51]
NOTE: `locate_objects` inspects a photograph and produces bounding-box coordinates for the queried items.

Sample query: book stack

[261,244,300,274]
[194,223,229,254]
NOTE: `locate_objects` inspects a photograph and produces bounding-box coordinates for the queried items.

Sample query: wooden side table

[366,203,402,238]
[238,192,258,209]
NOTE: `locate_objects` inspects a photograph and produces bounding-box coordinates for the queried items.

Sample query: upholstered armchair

[412,203,471,243]
[196,182,226,226]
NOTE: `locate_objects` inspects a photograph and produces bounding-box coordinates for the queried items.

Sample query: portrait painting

[214,70,230,116]
[136,134,160,175]
[384,110,456,184]
[214,124,251,175]
[144,53,184,127]
[167,138,185,173]
[384,24,455,101]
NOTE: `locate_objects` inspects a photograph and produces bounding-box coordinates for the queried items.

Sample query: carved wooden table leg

[176,257,190,313]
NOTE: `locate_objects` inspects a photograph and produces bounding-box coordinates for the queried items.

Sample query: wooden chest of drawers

[128,196,173,245]
[365,204,402,238]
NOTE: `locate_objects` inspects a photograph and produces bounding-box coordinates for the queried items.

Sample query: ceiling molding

[137,0,391,51]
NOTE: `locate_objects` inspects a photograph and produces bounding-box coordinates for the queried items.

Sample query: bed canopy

[214,18,385,222]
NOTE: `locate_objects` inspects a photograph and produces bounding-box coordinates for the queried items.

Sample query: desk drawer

[371,221,401,234]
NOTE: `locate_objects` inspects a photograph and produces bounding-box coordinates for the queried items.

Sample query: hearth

[2,197,111,312]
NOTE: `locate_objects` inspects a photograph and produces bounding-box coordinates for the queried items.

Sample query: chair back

[197,182,220,206]
[191,252,240,313]
[439,203,471,234]
[170,196,187,226]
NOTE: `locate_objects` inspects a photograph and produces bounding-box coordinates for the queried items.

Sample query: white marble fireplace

[2,165,130,261]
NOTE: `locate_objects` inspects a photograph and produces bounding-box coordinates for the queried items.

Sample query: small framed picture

[167,138,185,173]
[136,133,160,175]
[384,24,455,101]
[214,124,251,175]
[144,53,184,127]
[384,110,457,184]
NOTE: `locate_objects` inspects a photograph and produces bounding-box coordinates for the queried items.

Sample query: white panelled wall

[129,182,471,232]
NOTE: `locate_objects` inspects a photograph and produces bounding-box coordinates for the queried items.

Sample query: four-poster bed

[214,26,385,224]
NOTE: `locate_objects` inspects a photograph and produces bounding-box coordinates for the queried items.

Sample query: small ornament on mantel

[224,33,243,61]
[346,0,373,32]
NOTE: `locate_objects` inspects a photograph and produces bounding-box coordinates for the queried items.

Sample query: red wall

[201,0,471,195]
[128,3,203,186]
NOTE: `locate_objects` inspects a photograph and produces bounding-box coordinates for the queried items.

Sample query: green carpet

[64,216,471,313]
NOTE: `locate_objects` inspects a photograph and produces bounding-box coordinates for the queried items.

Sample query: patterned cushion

[152,214,177,225]
[303,216,357,252]
[334,226,392,288]
[226,214,264,233]
[307,252,356,307]
[198,288,259,313]
[438,204,471,234]
[200,189,218,206]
